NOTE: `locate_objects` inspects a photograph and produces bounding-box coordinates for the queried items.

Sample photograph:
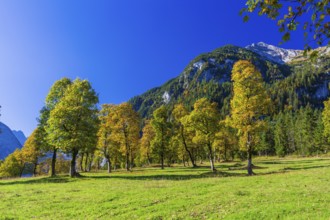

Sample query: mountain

[0,122,23,160]
[129,43,330,119]
[245,42,302,64]
[12,130,27,146]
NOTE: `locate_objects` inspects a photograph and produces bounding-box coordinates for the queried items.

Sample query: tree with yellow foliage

[151,106,172,170]
[21,128,44,176]
[112,103,140,171]
[172,103,197,167]
[97,104,120,173]
[140,120,155,165]
[0,149,24,178]
[214,120,238,162]
[229,60,271,175]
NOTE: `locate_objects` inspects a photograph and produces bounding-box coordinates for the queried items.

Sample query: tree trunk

[246,133,254,176]
[161,153,164,170]
[80,153,84,172]
[223,143,227,161]
[126,152,130,171]
[88,154,93,172]
[19,163,26,177]
[70,149,79,177]
[130,148,134,170]
[33,162,38,177]
[97,158,100,170]
[247,148,253,176]
[84,153,89,172]
[207,143,216,172]
[107,157,111,173]
[51,148,57,177]
[181,127,197,167]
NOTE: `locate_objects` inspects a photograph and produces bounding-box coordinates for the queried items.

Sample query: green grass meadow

[1,157,330,219]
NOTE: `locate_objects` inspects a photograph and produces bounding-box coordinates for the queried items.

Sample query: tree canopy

[242,0,330,52]
[46,78,99,177]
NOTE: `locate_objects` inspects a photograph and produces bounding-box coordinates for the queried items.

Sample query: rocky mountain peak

[246,42,302,64]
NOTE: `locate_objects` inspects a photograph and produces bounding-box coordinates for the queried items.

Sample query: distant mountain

[245,42,302,64]
[0,122,23,160]
[12,130,27,146]
[129,43,330,119]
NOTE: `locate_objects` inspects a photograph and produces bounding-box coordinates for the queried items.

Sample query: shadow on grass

[0,176,72,186]
[2,161,329,185]
[258,158,329,165]
[282,164,330,171]
[84,171,246,181]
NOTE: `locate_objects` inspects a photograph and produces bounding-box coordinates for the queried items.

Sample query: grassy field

[0,157,330,220]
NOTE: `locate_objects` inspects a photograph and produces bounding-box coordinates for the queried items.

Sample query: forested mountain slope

[129,43,330,119]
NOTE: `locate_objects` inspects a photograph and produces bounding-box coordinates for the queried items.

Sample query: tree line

[1,60,329,178]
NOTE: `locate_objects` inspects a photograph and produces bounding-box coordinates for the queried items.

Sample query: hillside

[129,43,330,119]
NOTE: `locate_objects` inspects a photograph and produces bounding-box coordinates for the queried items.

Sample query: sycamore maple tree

[97,104,120,173]
[172,103,198,168]
[184,98,219,172]
[140,120,155,165]
[229,60,271,175]
[46,79,99,177]
[38,77,72,176]
[21,128,44,176]
[151,105,172,170]
[111,103,140,171]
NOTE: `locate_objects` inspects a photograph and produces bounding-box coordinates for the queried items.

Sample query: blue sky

[0,0,317,136]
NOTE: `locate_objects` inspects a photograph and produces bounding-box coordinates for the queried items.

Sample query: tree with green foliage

[322,97,330,149]
[294,106,315,155]
[185,98,219,172]
[38,77,72,176]
[46,79,99,177]
[274,112,287,157]
[229,60,271,175]
[242,0,330,52]
[313,110,326,155]
[151,106,172,170]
